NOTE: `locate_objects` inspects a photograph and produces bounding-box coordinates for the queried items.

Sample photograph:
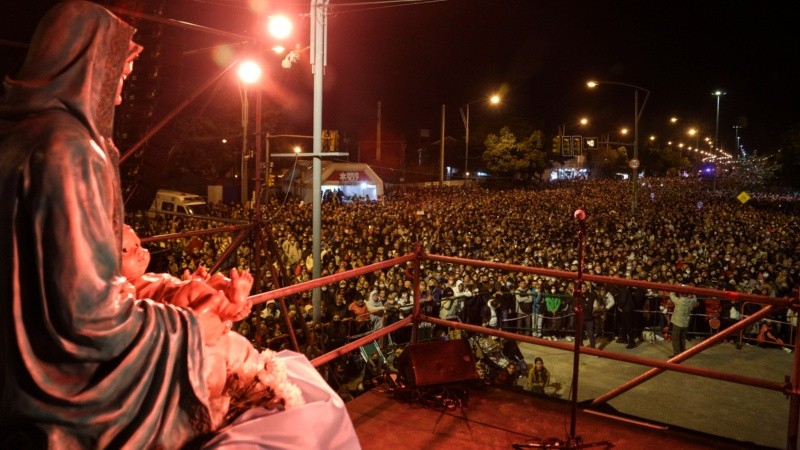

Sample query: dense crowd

[127,178,800,394]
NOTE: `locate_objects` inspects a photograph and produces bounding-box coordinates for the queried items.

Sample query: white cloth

[203,351,361,449]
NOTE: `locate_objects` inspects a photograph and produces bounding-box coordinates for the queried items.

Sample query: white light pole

[733,125,742,158]
[587,80,649,215]
[712,90,725,191]
[310,0,329,323]
[712,90,725,152]
[459,94,500,179]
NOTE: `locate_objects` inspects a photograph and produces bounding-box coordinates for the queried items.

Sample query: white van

[149,189,209,216]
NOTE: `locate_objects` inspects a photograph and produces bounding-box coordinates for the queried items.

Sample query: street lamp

[733,125,742,158]
[460,93,500,179]
[587,80,650,215]
[267,15,293,39]
[237,59,262,205]
[712,90,725,151]
[712,90,725,190]
[688,127,700,152]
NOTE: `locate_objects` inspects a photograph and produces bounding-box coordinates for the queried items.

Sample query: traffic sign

[629,158,640,169]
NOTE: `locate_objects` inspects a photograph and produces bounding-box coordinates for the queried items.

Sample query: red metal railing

[136,222,799,448]
[265,247,799,450]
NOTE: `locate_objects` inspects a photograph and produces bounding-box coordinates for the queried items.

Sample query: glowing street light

[237,59,263,204]
[587,80,649,215]
[460,93,502,179]
[237,60,262,84]
[267,15,293,39]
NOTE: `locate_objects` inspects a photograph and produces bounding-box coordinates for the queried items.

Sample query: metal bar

[120,60,237,163]
[270,152,348,158]
[208,229,249,274]
[422,253,790,307]
[108,7,250,41]
[139,223,252,244]
[591,305,779,406]
[569,212,586,441]
[311,316,412,367]
[411,243,423,344]
[248,253,417,305]
[424,315,785,392]
[788,289,800,450]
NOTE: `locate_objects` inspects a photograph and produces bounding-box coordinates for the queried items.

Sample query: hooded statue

[0,2,212,447]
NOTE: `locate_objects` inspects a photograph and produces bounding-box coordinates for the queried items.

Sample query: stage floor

[347,382,769,450]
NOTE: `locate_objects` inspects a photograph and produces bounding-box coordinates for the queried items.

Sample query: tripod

[513,210,611,449]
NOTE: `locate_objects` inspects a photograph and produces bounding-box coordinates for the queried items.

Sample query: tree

[483,126,548,178]
[586,144,628,179]
[732,156,780,188]
[774,124,800,189]
[638,141,693,176]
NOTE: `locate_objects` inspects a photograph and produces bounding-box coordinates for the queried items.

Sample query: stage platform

[346,332,798,449]
[347,382,769,450]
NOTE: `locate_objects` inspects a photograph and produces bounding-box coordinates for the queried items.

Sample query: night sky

[2,1,798,155]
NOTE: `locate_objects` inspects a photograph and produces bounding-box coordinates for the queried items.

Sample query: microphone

[573,209,586,221]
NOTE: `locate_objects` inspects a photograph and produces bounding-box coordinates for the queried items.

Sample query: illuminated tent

[292,162,384,203]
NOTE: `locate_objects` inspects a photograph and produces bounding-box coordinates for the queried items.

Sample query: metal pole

[733,125,741,157]
[464,103,469,179]
[241,84,249,205]
[713,91,724,191]
[568,210,586,443]
[310,0,328,324]
[254,90,262,210]
[252,78,263,283]
[714,94,721,150]
[788,307,800,450]
[440,104,445,187]
[265,132,270,195]
[632,89,638,215]
[377,101,382,161]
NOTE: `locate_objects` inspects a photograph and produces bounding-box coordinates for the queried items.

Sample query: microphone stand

[513,210,611,449]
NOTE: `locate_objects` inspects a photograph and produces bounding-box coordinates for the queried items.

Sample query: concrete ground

[516,335,796,449]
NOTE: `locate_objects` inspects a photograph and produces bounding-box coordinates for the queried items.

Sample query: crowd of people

[128,178,800,394]
[3,2,794,444]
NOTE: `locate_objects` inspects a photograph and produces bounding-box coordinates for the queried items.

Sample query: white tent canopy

[292,162,384,203]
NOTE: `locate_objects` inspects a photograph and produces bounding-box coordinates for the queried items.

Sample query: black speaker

[396,339,478,387]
